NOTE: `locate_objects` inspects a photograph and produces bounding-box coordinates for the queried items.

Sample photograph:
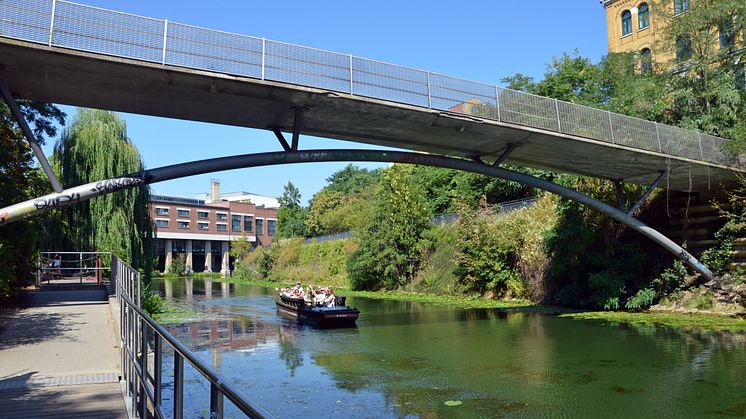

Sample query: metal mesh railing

[0,0,736,167]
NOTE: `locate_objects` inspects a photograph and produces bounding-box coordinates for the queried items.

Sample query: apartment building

[150,182,278,275]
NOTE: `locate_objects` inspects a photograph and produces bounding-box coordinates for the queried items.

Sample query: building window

[640,48,653,74]
[177,221,190,229]
[155,219,168,228]
[216,212,227,221]
[192,240,206,254]
[719,20,735,48]
[673,0,688,15]
[676,35,692,62]
[177,209,190,218]
[231,214,241,231]
[198,222,209,230]
[243,215,254,232]
[216,223,227,231]
[155,207,169,216]
[268,219,276,236]
[197,210,209,219]
[173,240,186,253]
[638,3,649,29]
[621,10,632,36]
[255,218,264,235]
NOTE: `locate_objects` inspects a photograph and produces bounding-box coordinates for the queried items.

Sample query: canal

[153,278,746,418]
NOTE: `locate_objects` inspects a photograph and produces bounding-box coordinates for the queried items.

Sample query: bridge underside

[0,38,738,191]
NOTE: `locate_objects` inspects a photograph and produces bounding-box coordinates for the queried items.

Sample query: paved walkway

[0,288,126,418]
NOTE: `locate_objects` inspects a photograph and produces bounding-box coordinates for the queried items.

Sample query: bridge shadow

[0,309,83,349]
[0,375,126,417]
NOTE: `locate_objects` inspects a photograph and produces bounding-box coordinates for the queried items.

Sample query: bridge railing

[37,251,111,286]
[112,255,271,418]
[0,0,736,166]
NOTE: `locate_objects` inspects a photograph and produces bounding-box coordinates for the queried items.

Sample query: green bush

[625,288,656,310]
[452,196,557,298]
[166,254,186,276]
[407,225,461,295]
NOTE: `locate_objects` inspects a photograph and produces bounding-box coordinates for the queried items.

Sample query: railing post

[173,352,184,419]
[426,71,431,109]
[79,252,83,284]
[140,320,148,419]
[96,254,101,285]
[495,85,501,122]
[654,122,662,153]
[162,19,168,65]
[210,383,224,419]
[261,37,266,80]
[607,110,615,144]
[154,335,162,408]
[48,0,56,47]
[349,54,354,95]
[554,99,562,132]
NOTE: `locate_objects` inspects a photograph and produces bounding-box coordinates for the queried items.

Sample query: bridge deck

[0,289,126,418]
[0,0,741,191]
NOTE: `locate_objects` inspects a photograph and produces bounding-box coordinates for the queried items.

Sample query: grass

[561,311,746,332]
[153,299,204,324]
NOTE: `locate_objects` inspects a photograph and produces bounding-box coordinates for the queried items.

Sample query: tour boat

[275,294,359,327]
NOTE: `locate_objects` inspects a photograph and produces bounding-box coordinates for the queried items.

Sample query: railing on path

[0,0,734,166]
[37,251,111,286]
[112,255,271,418]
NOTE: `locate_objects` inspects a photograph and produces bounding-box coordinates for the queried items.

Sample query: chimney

[210,179,220,202]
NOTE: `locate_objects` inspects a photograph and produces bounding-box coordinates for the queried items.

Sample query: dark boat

[275,294,359,327]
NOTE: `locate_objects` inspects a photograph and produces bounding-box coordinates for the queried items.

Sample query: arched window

[640,48,653,74]
[638,3,650,29]
[621,10,632,36]
[676,35,692,62]
[674,0,688,15]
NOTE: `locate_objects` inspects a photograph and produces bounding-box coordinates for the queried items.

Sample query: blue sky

[40,0,609,205]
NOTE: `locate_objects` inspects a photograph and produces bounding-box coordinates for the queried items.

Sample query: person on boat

[315,287,326,306]
[324,288,336,307]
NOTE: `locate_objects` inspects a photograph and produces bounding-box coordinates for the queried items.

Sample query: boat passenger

[325,288,336,307]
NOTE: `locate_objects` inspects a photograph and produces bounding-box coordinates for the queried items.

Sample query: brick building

[150,180,278,275]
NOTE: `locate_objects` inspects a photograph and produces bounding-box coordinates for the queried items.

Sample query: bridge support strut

[270,106,306,152]
[628,171,666,216]
[0,149,714,280]
[0,76,63,193]
[492,142,521,167]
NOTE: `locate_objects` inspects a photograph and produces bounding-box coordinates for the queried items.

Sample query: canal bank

[209,277,746,332]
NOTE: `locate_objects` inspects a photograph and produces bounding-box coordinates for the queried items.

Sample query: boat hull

[276,296,359,328]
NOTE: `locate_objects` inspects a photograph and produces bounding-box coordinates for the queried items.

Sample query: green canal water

[153,278,746,418]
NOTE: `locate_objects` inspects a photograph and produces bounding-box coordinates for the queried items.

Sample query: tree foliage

[347,165,432,290]
[0,100,65,303]
[276,182,308,238]
[54,109,153,274]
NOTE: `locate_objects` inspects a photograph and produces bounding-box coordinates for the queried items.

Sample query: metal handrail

[0,0,736,167]
[113,255,271,418]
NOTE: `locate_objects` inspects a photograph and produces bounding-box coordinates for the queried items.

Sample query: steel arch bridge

[0,147,715,280]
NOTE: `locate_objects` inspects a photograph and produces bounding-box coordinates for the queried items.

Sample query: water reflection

[154,278,746,418]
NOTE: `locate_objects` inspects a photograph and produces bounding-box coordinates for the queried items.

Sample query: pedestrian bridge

[0,0,741,191]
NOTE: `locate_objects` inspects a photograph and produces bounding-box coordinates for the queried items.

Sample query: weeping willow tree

[54,109,154,274]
